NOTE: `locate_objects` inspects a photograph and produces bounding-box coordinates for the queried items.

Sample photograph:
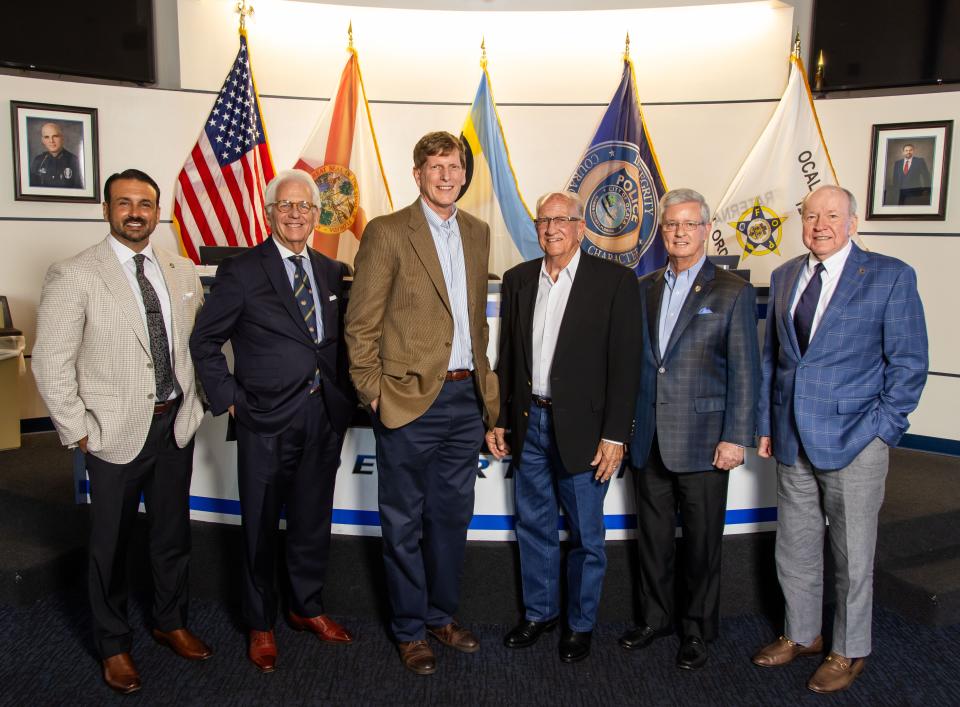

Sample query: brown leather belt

[532,395,552,408]
[153,397,179,415]
[445,369,473,382]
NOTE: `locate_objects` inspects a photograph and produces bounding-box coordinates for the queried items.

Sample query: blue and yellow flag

[566,59,668,276]
[457,69,540,275]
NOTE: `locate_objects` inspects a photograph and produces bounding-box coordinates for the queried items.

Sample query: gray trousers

[775,436,888,658]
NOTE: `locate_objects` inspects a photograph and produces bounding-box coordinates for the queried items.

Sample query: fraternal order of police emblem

[730,197,787,258]
[567,140,659,269]
[311,164,359,235]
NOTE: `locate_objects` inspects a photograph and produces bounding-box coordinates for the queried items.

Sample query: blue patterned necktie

[133,254,174,401]
[793,262,825,356]
[290,255,322,391]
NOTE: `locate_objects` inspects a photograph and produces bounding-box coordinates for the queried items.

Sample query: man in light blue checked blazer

[752,185,928,695]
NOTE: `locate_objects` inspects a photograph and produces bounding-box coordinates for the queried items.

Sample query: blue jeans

[514,402,609,632]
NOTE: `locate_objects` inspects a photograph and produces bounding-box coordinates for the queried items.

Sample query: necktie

[793,262,825,356]
[290,255,322,391]
[904,159,910,175]
[133,254,174,401]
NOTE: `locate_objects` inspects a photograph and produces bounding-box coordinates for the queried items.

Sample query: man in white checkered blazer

[32,170,209,695]
[752,185,928,694]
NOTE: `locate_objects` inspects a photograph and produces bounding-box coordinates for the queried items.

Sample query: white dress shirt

[108,236,179,401]
[789,240,853,340]
[532,248,581,397]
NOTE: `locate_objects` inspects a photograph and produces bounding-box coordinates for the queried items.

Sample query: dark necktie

[133,254,174,401]
[793,262,825,356]
[290,255,322,391]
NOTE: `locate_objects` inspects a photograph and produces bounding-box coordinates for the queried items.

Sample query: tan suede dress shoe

[807,652,866,693]
[102,652,141,694]
[398,640,437,675]
[427,622,480,653]
[752,634,823,667]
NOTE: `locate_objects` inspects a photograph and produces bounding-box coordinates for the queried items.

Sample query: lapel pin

[858,267,865,274]
[694,284,702,293]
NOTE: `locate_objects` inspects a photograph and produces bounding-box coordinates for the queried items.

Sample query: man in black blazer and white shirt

[487,191,641,663]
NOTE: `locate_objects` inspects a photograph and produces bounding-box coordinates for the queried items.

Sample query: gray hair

[801,185,858,217]
[536,191,585,218]
[659,188,710,224]
[264,169,321,209]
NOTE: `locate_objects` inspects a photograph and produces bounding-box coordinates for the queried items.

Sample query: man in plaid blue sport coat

[751,185,928,694]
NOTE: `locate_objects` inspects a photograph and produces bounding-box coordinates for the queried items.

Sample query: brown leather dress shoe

[398,640,437,675]
[152,628,213,660]
[102,652,141,694]
[807,652,866,693]
[288,612,354,643]
[427,621,480,653]
[248,630,277,673]
[752,634,823,667]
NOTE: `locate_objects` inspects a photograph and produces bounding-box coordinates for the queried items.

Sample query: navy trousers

[374,378,484,643]
[236,391,342,630]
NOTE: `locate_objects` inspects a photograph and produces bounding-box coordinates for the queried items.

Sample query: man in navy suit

[191,170,356,673]
[888,143,932,206]
[619,188,760,670]
[751,185,927,694]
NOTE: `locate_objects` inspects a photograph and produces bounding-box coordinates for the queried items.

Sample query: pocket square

[328,294,338,301]
[697,306,713,315]
[182,292,195,301]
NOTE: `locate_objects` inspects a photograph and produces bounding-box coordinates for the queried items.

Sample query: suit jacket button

[147,363,153,369]
[148,393,155,400]
[523,411,528,417]
[437,374,444,381]
[658,367,666,374]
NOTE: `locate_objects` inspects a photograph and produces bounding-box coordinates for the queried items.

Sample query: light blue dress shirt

[658,253,706,359]
[421,200,474,371]
[273,238,324,342]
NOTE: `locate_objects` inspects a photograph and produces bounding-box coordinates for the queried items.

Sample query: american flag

[173,32,276,263]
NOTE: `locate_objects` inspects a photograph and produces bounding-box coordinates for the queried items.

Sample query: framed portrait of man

[866,120,952,220]
[11,101,100,203]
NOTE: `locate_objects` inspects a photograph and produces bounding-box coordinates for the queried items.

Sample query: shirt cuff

[600,438,623,446]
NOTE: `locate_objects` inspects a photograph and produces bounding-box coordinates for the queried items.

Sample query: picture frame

[866,120,952,220]
[10,101,100,203]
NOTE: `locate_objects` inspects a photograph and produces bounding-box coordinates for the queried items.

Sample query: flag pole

[624,32,630,61]
[348,20,354,52]
[480,37,487,70]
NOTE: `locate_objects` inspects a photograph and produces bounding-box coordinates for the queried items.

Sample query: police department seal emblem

[567,140,659,269]
[729,197,787,258]
[311,164,359,235]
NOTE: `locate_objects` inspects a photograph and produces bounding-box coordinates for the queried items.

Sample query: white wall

[1,0,956,443]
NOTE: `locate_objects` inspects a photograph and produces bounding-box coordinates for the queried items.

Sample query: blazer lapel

[95,238,151,356]
[260,239,314,341]
[155,253,183,355]
[458,210,484,325]
[407,200,452,315]
[307,248,336,342]
[662,261,715,362]
[779,256,807,358]
[806,244,869,353]
[516,262,541,374]
[646,269,666,365]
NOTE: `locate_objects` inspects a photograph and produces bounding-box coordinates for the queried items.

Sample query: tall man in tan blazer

[345,132,498,675]
[33,170,209,695]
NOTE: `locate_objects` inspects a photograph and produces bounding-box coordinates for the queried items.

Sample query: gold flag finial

[814,50,825,92]
[480,37,487,70]
[624,32,631,61]
[348,20,354,50]
[793,30,801,58]
[236,0,253,32]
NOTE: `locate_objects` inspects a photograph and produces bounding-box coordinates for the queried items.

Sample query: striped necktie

[290,255,322,392]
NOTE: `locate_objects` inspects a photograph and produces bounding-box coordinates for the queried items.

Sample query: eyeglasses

[662,220,704,233]
[271,200,316,214]
[533,216,582,228]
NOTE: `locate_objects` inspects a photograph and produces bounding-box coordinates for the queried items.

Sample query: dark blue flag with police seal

[566,59,668,277]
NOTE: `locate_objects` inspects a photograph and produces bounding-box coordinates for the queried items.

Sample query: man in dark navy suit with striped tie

[191,170,356,673]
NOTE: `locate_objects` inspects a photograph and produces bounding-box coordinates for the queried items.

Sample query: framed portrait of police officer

[11,101,100,203]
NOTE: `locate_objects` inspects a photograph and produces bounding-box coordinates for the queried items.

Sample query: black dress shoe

[676,636,708,670]
[504,618,558,648]
[619,625,670,651]
[559,630,592,663]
